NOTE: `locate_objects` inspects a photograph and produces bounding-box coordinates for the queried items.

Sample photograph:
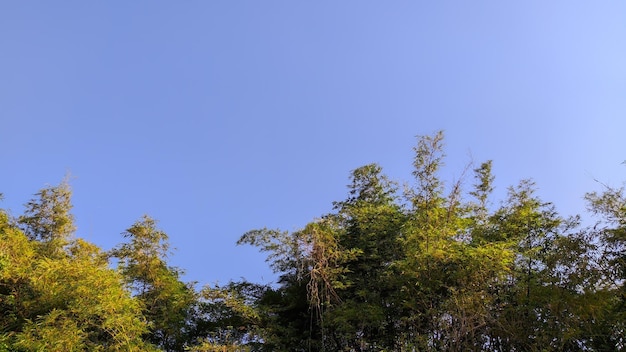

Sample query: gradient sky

[1,1,625,287]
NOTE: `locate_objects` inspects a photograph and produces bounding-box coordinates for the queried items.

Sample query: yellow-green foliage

[1,197,156,351]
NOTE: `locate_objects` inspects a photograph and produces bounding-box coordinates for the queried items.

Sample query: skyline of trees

[1,132,624,351]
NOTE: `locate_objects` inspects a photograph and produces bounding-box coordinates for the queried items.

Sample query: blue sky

[1,1,625,286]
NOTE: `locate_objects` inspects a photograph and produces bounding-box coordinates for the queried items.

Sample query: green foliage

[188,282,266,351]
[238,228,306,279]
[0,214,154,351]
[111,216,196,351]
[585,185,626,349]
[2,132,625,350]
[237,132,625,351]
[469,160,494,225]
[18,179,75,244]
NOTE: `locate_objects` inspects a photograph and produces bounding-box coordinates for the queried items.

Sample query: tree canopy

[1,132,624,351]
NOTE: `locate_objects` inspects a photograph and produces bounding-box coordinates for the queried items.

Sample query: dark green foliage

[237,132,626,351]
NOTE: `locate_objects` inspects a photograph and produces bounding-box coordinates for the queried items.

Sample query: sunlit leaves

[2,132,625,350]
[111,216,196,351]
[18,179,75,243]
[0,224,153,350]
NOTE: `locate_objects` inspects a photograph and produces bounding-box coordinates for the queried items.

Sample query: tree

[394,131,472,350]
[188,281,267,352]
[5,133,624,350]
[469,160,494,226]
[17,180,75,257]
[111,216,196,351]
[325,164,405,351]
[585,184,626,349]
[236,226,331,351]
[18,179,75,242]
[0,209,156,351]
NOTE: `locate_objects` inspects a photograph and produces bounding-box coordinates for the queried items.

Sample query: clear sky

[1,1,625,286]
